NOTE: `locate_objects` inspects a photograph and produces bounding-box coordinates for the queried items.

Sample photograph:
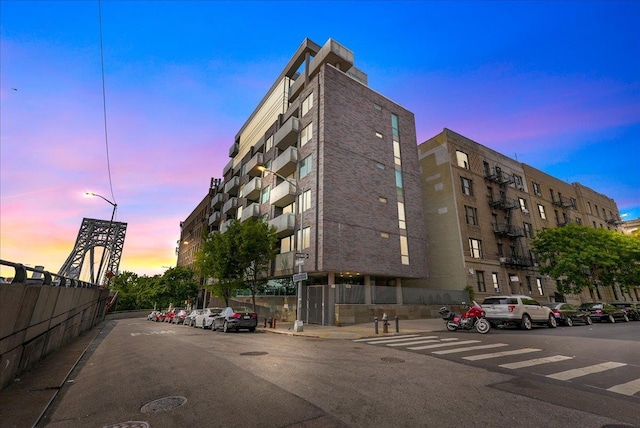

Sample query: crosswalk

[354,334,640,398]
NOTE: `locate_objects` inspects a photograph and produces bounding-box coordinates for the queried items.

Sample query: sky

[1,0,639,279]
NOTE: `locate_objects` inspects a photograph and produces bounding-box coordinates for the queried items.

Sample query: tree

[532,223,640,296]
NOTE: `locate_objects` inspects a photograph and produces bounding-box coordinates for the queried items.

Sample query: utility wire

[98,0,116,208]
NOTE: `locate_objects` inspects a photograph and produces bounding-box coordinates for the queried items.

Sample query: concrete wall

[334,304,466,326]
[0,282,109,390]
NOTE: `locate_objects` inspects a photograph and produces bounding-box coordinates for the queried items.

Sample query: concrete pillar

[396,277,403,305]
[364,275,372,304]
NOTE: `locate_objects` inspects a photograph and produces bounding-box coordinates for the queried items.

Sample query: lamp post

[258,166,305,327]
[85,191,117,285]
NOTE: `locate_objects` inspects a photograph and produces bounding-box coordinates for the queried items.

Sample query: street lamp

[85,191,117,285]
[257,166,305,329]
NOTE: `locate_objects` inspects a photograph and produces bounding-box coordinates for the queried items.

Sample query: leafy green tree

[238,217,278,311]
[532,223,640,296]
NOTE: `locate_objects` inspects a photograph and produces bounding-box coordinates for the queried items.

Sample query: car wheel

[202,319,206,329]
[248,327,256,332]
[623,314,630,322]
[223,321,229,333]
[585,316,592,325]
[565,317,573,327]
[520,314,532,330]
[608,314,615,323]
[548,314,557,328]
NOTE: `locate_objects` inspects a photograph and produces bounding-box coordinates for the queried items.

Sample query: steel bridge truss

[58,217,127,285]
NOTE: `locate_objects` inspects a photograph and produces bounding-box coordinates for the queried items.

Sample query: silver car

[193,308,223,329]
[482,295,557,330]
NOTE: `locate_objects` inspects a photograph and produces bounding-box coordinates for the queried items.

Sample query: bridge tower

[58,217,127,284]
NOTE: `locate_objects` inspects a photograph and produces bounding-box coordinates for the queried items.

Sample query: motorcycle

[438,301,491,334]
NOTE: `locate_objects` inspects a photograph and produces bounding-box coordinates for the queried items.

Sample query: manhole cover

[103,422,150,428]
[240,351,268,356]
[381,357,405,363]
[140,396,187,413]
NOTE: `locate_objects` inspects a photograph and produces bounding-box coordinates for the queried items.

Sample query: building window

[519,198,528,212]
[375,162,386,170]
[261,186,270,204]
[465,205,478,226]
[375,132,383,139]
[526,277,533,295]
[461,177,474,196]
[299,155,312,178]
[265,135,274,152]
[281,235,294,253]
[523,222,533,238]
[483,161,490,177]
[391,114,399,137]
[381,232,389,238]
[400,235,409,265]
[532,182,541,196]
[469,238,483,259]
[298,189,311,212]
[379,197,387,204]
[587,202,592,214]
[301,92,313,116]
[492,273,500,293]
[476,271,486,292]
[398,202,406,229]
[536,278,544,296]
[300,123,313,147]
[456,150,470,169]
[393,141,401,165]
[513,174,523,189]
[537,204,547,220]
[297,226,311,250]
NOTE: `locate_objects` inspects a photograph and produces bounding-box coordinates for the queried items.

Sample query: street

[39,319,639,428]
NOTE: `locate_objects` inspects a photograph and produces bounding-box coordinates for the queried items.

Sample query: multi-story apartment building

[202,38,428,324]
[416,128,625,305]
[177,189,212,276]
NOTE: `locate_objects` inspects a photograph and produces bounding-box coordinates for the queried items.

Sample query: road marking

[353,335,419,343]
[500,355,574,369]
[546,362,627,381]
[386,337,440,346]
[433,343,508,355]
[408,340,480,351]
[607,378,640,396]
[463,348,541,361]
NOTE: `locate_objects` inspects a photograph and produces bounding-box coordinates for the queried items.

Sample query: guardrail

[0,259,98,288]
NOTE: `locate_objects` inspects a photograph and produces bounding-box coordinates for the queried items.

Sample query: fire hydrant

[382,313,389,334]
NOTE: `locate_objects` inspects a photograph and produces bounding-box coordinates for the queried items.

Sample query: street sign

[295,259,305,266]
[293,272,308,282]
[295,252,309,259]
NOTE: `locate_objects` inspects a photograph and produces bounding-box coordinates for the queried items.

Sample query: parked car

[482,295,557,330]
[193,307,224,329]
[171,309,188,324]
[184,309,203,327]
[213,307,258,333]
[154,312,167,322]
[579,302,629,323]
[147,310,159,321]
[611,302,640,321]
[542,303,592,326]
[164,307,185,323]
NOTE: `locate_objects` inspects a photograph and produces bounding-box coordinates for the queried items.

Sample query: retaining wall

[0,282,109,390]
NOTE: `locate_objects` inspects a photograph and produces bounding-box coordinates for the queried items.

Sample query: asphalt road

[35,318,639,428]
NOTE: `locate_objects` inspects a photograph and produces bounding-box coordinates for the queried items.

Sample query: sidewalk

[0,318,445,427]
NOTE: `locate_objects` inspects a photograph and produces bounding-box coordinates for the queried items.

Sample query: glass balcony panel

[273,251,295,277]
[268,213,296,237]
[272,146,298,178]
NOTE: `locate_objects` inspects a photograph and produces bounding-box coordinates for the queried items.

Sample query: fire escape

[485,167,530,269]
[552,194,574,226]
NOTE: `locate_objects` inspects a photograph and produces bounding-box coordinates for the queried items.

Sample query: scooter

[438,301,491,334]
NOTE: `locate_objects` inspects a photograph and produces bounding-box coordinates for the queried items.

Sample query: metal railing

[0,259,98,288]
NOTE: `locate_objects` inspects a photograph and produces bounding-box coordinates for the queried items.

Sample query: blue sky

[1,1,638,277]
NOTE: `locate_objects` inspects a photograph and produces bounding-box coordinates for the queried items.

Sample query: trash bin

[294,320,304,332]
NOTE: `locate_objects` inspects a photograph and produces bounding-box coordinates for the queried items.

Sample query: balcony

[220,219,233,233]
[245,152,264,177]
[488,196,519,210]
[223,159,233,177]
[211,192,224,209]
[485,170,514,185]
[273,251,295,277]
[268,213,296,237]
[224,176,240,196]
[272,146,298,177]
[222,197,238,215]
[499,255,532,269]
[492,223,525,238]
[552,196,574,209]
[240,203,261,222]
[208,211,221,226]
[274,116,300,150]
[270,181,297,208]
[243,177,262,201]
[229,142,239,157]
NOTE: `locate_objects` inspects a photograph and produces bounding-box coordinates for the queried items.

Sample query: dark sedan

[611,302,640,321]
[543,303,592,326]
[579,302,629,323]
[213,307,258,333]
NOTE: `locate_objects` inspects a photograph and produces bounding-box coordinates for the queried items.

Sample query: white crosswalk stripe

[408,340,480,350]
[463,348,541,361]
[500,355,574,369]
[353,334,419,343]
[607,378,640,396]
[432,343,508,355]
[546,361,627,381]
[387,338,440,347]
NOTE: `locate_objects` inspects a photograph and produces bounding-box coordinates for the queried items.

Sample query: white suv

[482,295,557,330]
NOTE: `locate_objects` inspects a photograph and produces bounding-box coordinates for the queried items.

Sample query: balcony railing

[492,223,525,238]
[222,197,238,215]
[552,196,574,209]
[240,203,261,222]
[270,181,297,208]
[272,146,298,177]
[211,192,224,209]
[488,196,519,210]
[274,116,300,150]
[220,219,233,233]
[208,211,221,226]
[268,213,296,237]
[273,251,295,277]
[224,176,240,196]
[223,159,233,177]
[242,177,262,201]
[498,255,532,269]
[245,152,264,177]
[229,142,239,157]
